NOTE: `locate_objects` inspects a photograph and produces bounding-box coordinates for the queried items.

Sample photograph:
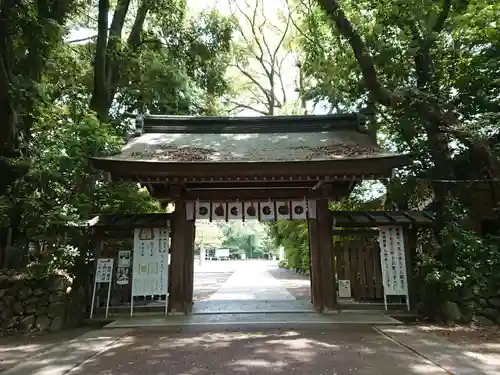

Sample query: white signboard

[338,279,352,298]
[95,258,114,283]
[215,248,230,258]
[118,250,131,267]
[90,258,114,319]
[378,226,409,311]
[130,227,169,316]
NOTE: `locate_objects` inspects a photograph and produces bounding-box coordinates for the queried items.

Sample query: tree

[195,220,224,253]
[0,0,235,268]
[0,1,81,193]
[313,0,500,216]
[73,0,234,120]
[224,0,302,115]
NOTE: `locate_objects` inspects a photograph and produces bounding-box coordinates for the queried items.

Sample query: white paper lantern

[243,202,258,220]
[259,201,275,221]
[212,202,227,220]
[227,202,243,219]
[195,202,211,220]
[307,200,317,219]
[275,201,292,220]
[291,200,308,220]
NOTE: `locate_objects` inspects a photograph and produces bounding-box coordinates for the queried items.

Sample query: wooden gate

[334,236,384,301]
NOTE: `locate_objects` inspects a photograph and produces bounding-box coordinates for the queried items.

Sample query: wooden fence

[334,236,384,301]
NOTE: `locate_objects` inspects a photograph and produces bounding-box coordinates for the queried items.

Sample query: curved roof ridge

[133,112,368,135]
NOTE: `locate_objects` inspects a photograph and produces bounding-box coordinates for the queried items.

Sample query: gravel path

[267,266,311,301]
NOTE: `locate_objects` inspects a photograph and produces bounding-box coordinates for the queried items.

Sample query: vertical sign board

[116,250,131,285]
[378,226,410,311]
[90,258,114,319]
[130,227,169,316]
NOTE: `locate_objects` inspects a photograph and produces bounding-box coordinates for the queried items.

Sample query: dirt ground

[0,327,94,372]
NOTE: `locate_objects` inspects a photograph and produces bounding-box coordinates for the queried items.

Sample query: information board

[90,258,114,319]
[215,248,230,258]
[95,258,113,283]
[378,226,409,311]
[130,227,169,316]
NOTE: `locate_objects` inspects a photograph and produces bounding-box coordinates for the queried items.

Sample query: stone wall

[0,272,85,333]
[441,288,500,325]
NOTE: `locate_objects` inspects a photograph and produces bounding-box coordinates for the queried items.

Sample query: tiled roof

[101,113,398,163]
[110,131,391,162]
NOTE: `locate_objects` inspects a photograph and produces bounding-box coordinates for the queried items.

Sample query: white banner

[131,227,169,297]
[186,200,316,221]
[378,226,408,296]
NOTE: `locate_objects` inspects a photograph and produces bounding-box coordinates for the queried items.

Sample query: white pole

[105,273,113,319]
[90,280,97,319]
[199,244,205,266]
[165,294,168,316]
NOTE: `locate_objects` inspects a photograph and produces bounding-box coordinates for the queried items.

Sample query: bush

[415,200,500,322]
[278,259,290,269]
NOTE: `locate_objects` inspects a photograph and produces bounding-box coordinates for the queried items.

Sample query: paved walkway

[5,325,500,375]
[0,327,443,375]
[377,326,500,375]
[193,260,312,313]
[209,261,295,300]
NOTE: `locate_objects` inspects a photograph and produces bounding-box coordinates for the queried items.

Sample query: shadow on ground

[67,327,447,375]
[0,328,130,375]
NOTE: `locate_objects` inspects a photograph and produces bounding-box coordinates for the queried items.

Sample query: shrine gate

[90,113,412,314]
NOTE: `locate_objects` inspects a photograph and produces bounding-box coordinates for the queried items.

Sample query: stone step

[104,311,402,331]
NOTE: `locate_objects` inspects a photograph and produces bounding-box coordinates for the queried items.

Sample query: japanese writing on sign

[378,226,407,295]
[132,228,169,297]
[95,258,114,283]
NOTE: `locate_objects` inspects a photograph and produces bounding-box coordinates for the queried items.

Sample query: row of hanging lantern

[186,200,314,221]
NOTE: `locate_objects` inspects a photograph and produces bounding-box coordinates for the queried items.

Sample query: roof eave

[90,154,411,179]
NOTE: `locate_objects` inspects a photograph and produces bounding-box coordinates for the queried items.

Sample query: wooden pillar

[404,228,417,311]
[168,201,195,314]
[308,199,336,312]
[183,220,195,311]
[308,217,321,309]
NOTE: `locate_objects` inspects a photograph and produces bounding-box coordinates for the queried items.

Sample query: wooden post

[168,201,187,314]
[307,230,314,304]
[183,219,195,313]
[404,228,416,311]
[308,199,336,311]
[168,201,196,315]
[308,217,322,310]
[317,199,336,311]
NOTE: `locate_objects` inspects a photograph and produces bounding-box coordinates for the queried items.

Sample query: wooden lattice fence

[334,236,384,301]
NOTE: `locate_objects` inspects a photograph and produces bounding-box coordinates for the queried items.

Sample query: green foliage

[266,183,379,272]
[268,220,309,272]
[220,221,276,259]
[415,200,500,319]
[116,7,234,116]
[0,0,235,276]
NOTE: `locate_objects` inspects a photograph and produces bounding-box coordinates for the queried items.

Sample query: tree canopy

[0,0,499,322]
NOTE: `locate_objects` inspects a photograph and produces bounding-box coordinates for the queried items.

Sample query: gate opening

[190,200,313,314]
